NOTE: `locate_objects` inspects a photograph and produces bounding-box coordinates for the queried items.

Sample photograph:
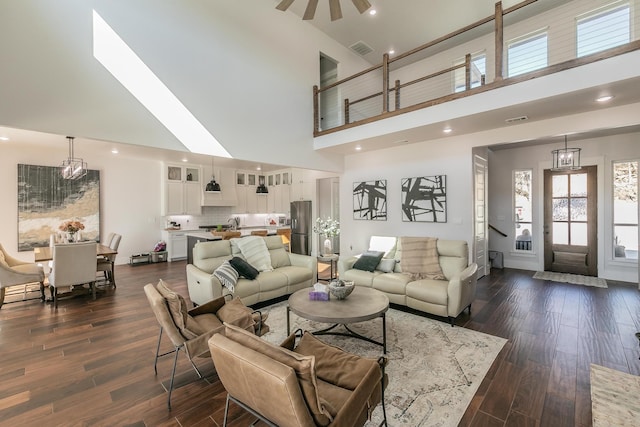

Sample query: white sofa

[186,235,316,306]
[338,236,478,325]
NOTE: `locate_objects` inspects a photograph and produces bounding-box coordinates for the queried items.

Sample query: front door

[543,165,597,276]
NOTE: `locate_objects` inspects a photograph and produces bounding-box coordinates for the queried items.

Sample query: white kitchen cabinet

[161,230,188,261]
[163,164,202,215]
[290,168,315,202]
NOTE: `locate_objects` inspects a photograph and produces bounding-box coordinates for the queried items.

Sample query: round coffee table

[287,286,389,353]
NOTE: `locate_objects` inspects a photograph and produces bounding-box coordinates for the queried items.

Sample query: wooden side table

[317,254,339,282]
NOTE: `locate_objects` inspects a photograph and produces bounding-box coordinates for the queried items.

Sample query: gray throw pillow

[353,251,385,272]
[376,258,397,273]
[213,261,239,292]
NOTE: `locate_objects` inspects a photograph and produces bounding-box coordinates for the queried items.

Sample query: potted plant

[614,236,626,258]
[313,217,340,256]
[59,219,85,243]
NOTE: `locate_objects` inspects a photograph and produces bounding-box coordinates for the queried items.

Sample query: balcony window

[577,3,630,57]
[453,52,486,93]
[613,160,638,260]
[507,31,548,77]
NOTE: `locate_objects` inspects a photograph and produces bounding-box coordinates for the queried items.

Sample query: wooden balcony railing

[313,0,640,137]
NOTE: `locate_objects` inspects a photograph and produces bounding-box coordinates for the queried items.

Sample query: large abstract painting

[17,164,100,251]
[353,180,387,221]
[401,175,447,222]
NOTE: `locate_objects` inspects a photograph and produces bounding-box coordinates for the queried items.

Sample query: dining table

[33,244,117,263]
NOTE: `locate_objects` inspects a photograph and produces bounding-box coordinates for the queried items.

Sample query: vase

[66,231,76,243]
[323,238,333,256]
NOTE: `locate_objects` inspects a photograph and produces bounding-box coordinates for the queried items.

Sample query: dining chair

[97,233,121,287]
[277,228,291,251]
[0,243,45,309]
[49,242,98,307]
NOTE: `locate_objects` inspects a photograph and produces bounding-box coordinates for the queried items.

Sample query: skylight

[92,10,231,158]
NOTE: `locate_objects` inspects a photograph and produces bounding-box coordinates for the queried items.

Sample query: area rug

[262,302,507,426]
[590,364,640,426]
[533,271,608,288]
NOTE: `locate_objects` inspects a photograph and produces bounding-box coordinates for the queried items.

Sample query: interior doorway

[319,54,339,131]
[543,165,597,276]
[318,177,340,254]
[473,154,489,277]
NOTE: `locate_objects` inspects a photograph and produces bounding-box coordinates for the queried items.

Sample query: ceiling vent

[505,115,528,123]
[350,41,374,56]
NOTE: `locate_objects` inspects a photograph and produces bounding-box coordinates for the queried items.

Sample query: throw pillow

[235,236,273,272]
[155,279,194,337]
[376,258,397,273]
[0,250,6,267]
[229,256,259,280]
[213,261,239,292]
[353,250,385,272]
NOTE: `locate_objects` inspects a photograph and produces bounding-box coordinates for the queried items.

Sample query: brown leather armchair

[209,323,388,427]
[144,280,268,410]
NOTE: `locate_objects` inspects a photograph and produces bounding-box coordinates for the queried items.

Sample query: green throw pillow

[353,251,384,272]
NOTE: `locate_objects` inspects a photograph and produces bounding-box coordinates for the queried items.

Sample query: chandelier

[551,135,581,171]
[61,136,87,180]
[276,0,372,21]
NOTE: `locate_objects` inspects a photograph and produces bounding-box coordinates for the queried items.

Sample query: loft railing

[313,0,640,136]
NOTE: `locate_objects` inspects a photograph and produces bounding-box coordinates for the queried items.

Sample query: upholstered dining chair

[0,243,46,309]
[209,323,389,427]
[48,242,98,307]
[144,280,268,410]
[97,233,121,287]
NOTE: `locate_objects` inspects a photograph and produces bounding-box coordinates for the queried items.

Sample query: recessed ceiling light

[355,145,362,151]
[596,95,613,103]
[388,50,395,55]
[182,158,188,162]
[256,165,262,171]
[369,9,377,16]
[111,148,119,154]
[443,127,452,134]
[0,136,9,141]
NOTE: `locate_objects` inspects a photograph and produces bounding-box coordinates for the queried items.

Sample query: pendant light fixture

[551,135,581,171]
[205,156,221,192]
[61,136,87,180]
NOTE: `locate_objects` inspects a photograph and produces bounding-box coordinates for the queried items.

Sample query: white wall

[0,141,163,266]
[340,139,475,258]
[488,132,639,282]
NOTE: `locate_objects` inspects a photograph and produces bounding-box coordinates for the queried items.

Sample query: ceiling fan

[276,0,372,21]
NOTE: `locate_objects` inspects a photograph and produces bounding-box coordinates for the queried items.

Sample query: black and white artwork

[401,175,447,222]
[353,180,387,221]
[17,164,101,251]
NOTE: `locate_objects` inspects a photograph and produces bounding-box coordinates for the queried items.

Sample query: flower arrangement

[59,219,85,234]
[313,217,340,237]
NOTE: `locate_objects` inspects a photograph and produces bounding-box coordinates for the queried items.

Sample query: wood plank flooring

[0,262,638,426]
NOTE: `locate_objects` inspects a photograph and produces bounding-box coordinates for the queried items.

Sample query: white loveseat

[338,236,478,325]
[186,235,316,306]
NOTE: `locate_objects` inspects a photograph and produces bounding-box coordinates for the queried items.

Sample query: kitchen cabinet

[202,167,237,206]
[290,168,315,202]
[163,164,202,215]
[161,230,188,261]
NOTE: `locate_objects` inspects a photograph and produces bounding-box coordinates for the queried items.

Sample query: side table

[317,254,339,282]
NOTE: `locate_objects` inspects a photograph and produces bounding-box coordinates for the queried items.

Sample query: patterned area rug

[262,302,506,426]
[590,364,640,426]
[533,271,608,288]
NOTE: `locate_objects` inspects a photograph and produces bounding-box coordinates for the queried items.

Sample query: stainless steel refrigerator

[290,200,312,255]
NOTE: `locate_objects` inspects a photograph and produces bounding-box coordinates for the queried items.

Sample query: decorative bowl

[328,280,355,300]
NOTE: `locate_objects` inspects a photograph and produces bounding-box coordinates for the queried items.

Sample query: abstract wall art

[17,164,101,251]
[353,180,387,221]
[401,175,447,222]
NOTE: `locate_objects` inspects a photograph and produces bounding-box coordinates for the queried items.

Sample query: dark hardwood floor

[0,262,638,426]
